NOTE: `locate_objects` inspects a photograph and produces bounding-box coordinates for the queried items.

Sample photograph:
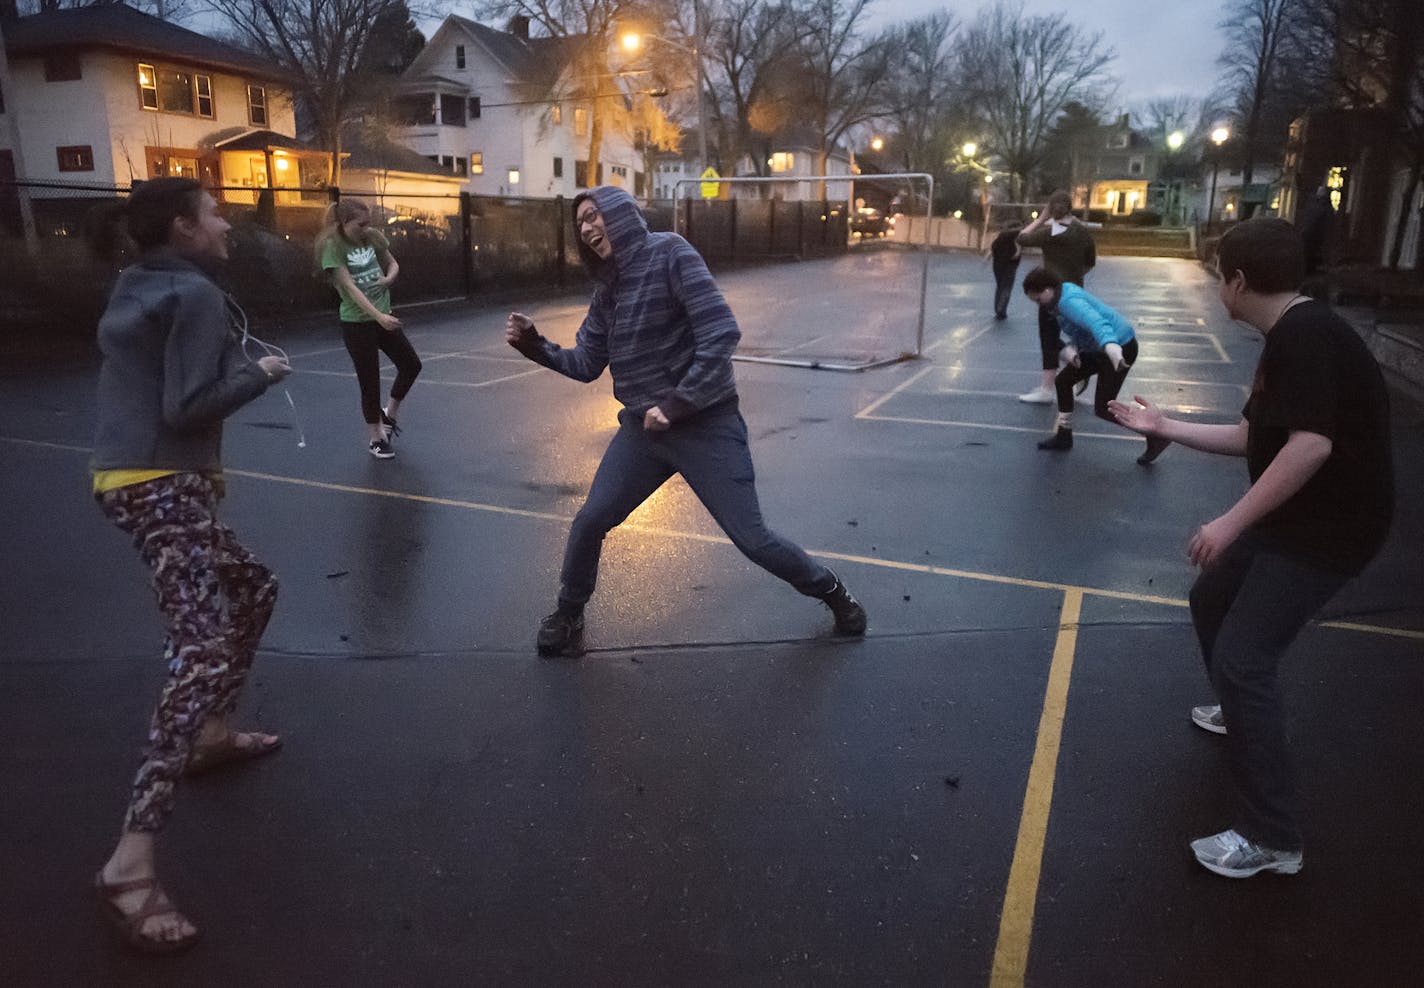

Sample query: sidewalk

[1341,307,1424,411]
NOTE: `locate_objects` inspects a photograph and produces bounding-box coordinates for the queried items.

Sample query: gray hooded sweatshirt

[92,248,271,473]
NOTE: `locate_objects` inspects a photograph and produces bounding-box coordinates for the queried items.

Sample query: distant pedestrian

[505,186,867,657]
[1109,217,1393,879]
[1020,266,1157,462]
[88,178,290,953]
[989,224,1022,319]
[1016,191,1096,403]
[316,198,421,459]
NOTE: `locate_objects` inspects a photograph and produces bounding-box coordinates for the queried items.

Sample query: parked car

[850,206,891,238]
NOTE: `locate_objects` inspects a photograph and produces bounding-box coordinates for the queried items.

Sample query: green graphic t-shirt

[320,228,392,322]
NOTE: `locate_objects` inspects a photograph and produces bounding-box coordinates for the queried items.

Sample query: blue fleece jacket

[520,186,739,421]
[1054,283,1136,353]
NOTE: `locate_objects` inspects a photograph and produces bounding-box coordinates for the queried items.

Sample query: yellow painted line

[6,435,1421,640]
[854,362,938,419]
[990,589,1082,988]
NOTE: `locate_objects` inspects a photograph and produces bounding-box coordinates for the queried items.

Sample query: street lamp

[1167,130,1184,150]
[962,141,977,158]
[1206,125,1230,234]
[621,5,708,179]
[870,136,884,152]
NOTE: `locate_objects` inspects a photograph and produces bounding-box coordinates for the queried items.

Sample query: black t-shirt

[991,230,1020,263]
[1243,300,1393,573]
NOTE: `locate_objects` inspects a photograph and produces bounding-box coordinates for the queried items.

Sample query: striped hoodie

[518,186,740,422]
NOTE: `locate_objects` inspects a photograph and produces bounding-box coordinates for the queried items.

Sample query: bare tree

[206,0,408,182]
[1213,0,1311,187]
[791,0,896,198]
[953,1,1116,202]
[878,11,959,175]
[699,0,806,176]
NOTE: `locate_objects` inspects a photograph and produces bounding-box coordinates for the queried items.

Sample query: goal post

[669,172,934,371]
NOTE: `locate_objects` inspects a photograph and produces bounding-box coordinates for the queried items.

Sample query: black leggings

[341,320,422,424]
[1055,338,1139,416]
[1037,305,1063,370]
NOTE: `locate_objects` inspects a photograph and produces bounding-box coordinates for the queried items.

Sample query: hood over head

[573,186,648,281]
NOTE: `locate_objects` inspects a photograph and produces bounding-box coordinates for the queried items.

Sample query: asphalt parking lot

[3,250,1421,986]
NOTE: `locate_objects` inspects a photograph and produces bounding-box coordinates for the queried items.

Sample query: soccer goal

[670,172,934,371]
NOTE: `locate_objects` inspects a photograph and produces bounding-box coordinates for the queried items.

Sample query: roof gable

[5,3,291,83]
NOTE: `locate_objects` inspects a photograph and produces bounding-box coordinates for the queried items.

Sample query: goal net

[668,173,934,371]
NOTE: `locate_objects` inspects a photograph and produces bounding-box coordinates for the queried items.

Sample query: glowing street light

[870,136,884,151]
[621,8,709,176]
[1167,131,1184,150]
[1207,125,1231,233]
[962,141,977,158]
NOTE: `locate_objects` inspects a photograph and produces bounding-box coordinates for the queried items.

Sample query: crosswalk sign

[700,167,720,199]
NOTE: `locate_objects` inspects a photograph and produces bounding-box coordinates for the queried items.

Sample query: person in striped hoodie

[506,186,866,656]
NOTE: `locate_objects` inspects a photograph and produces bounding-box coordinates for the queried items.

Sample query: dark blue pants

[1189,536,1348,851]
[992,258,1019,317]
[558,408,834,606]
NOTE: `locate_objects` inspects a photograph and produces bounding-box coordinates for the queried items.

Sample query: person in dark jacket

[505,186,867,656]
[1016,191,1097,403]
[988,224,1022,319]
[89,178,290,953]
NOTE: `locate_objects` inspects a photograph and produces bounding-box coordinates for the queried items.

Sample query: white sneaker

[1017,386,1055,404]
[1191,704,1227,735]
[1191,829,1302,878]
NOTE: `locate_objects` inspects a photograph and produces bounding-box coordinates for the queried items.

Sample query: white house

[388,15,645,199]
[0,3,330,213]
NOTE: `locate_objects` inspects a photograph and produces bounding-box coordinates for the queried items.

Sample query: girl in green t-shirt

[315,198,422,459]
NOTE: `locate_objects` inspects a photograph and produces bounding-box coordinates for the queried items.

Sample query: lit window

[470,152,484,175]
[574,108,588,137]
[248,85,267,126]
[138,63,158,110]
[551,105,562,125]
[507,168,520,185]
[770,152,794,172]
[1326,165,1347,211]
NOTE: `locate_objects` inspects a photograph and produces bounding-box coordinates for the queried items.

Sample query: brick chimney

[507,15,529,39]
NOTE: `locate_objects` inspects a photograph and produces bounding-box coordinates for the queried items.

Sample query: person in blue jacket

[1021,266,1163,463]
[505,186,867,657]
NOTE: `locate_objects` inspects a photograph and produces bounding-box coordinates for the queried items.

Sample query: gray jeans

[1189,535,1348,851]
[558,407,834,606]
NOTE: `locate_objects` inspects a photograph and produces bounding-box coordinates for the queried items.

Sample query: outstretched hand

[1107,395,1163,437]
[506,311,539,350]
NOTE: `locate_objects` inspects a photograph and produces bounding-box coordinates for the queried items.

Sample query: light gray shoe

[1017,385,1055,404]
[1191,704,1226,735]
[1191,829,1302,878]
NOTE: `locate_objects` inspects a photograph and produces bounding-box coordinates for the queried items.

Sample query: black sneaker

[381,410,401,441]
[1137,435,1170,465]
[818,573,867,636]
[536,610,585,657]
[1037,427,1073,451]
[368,437,395,459]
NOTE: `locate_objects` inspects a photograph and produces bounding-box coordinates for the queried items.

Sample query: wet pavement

[3,250,1422,986]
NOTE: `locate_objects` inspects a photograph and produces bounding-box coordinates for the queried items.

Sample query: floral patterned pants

[99,473,278,833]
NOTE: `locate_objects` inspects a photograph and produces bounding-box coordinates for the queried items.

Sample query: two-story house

[1086,114,1161,218]
[387,15,645,199]
[0,3,329,232]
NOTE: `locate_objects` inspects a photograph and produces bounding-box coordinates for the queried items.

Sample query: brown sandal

[185,730,282,778]
[94,873,200,954]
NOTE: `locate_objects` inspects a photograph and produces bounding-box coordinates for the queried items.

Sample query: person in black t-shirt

[988,224,1022,319]
[1109,217,1393,880]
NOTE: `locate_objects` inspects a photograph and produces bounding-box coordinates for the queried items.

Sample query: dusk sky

[867,0,1225,103]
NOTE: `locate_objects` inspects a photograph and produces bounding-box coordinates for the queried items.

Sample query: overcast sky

[866,0,1224,103]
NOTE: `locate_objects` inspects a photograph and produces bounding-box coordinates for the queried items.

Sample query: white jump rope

[229,296,308,449]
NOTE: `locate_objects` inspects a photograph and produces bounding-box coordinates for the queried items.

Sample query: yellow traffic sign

[700,167,720,199]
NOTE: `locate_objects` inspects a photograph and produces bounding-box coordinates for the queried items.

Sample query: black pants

[1037,305,1063,370]
[1189,536,1348,850]
[341,320,422,424]
[992,258,1019,317]
[1054,338,1138,417]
